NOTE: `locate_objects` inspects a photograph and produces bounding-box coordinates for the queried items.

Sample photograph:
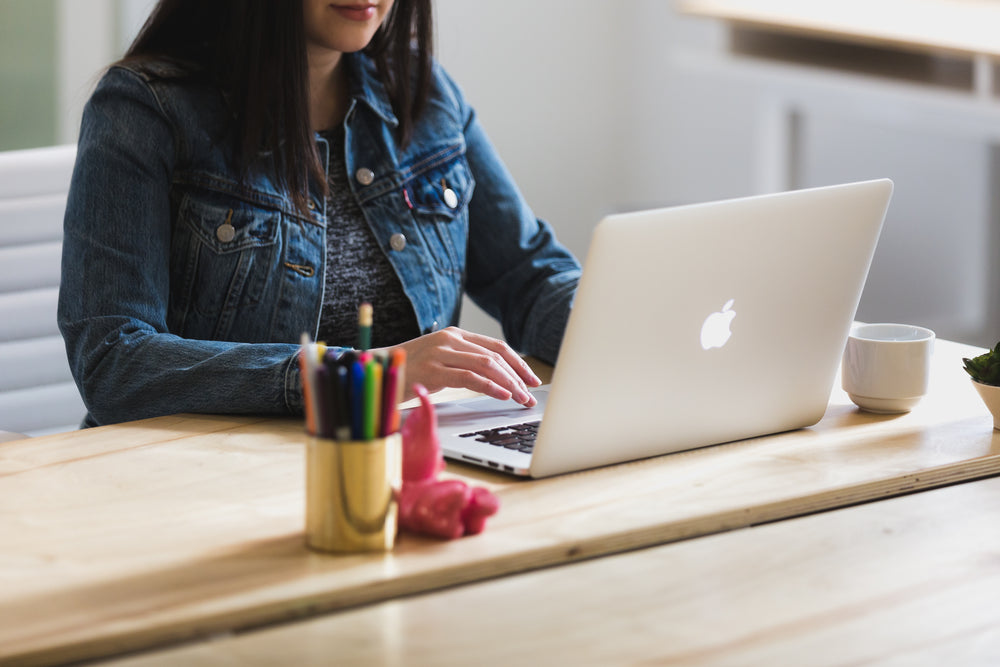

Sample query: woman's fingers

[435,348,535,406]
[388,328,539,406]
[456,330,542,388]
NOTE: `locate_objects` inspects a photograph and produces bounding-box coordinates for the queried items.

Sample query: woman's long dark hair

[122,0,433,215]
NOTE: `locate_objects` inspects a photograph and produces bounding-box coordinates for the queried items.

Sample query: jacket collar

[344,52,399,128]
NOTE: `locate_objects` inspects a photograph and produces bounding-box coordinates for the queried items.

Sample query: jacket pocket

[170,193,281,339]
[403,149,474,273]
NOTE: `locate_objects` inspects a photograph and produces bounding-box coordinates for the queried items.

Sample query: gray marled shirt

[316,127,420,349]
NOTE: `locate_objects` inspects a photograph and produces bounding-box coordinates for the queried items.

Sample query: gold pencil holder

[305,433,402,553]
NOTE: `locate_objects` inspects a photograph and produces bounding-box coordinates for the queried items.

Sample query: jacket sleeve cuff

[284,352,304,415]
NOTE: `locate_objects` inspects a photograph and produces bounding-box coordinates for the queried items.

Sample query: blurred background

[2,0,995,347]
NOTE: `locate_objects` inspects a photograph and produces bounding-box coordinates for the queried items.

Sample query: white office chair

[0,144,86,437]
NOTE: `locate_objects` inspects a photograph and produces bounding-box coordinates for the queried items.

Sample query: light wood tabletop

[1,338,998,665]
[100,473,1000,666]
[677,0,1000,59]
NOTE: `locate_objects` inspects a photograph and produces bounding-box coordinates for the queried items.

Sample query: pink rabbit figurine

[398,384,500,539]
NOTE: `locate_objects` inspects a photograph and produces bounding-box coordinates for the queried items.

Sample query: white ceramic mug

[842,323,935,414]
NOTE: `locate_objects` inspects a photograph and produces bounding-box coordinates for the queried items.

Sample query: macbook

[431,179,893,477]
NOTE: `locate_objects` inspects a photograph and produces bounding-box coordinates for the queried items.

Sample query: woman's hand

[379,327,541,406]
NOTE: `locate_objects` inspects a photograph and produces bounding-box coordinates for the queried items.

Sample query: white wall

[436,1,627,258]
[118,0,157,47]
[800,113,991,344]
[437,1,756,234]
[56,0,115,144]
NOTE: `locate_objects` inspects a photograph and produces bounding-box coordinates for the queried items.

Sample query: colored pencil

[357,302,373,350]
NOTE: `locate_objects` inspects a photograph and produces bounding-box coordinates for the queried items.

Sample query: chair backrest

[0,144,86,435]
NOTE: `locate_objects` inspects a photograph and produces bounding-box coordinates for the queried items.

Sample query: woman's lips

[332,4,376,21]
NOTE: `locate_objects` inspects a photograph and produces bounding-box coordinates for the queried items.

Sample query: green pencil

[363,358,382,440]
[357,302,372,350]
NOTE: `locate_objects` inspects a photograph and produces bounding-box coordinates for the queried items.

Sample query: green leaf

[964,343,1000,386]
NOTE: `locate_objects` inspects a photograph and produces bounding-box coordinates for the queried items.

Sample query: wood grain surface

[1,339,997,665]
[677,0,1000,58]
[102,473,1000,666]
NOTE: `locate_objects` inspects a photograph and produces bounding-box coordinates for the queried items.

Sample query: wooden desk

[101,474,1000,666]
[2,339,998,665]
[677,0,1000,60]
[676,0,1000,106]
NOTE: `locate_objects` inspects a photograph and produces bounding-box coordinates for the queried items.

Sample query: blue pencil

[349,360,366,440]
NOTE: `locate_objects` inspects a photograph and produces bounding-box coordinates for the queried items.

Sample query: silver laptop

[432,179,893,478]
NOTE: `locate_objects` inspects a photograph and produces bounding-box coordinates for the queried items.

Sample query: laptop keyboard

[459,420,540,454]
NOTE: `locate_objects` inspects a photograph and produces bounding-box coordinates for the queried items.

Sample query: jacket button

[443,187,458,209]
[389,233,407,251]
[307,200,316,210]
[216,223,235,243]
[355,167,375,186]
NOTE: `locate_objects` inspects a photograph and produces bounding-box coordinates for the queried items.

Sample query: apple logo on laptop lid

[700,299,736,350]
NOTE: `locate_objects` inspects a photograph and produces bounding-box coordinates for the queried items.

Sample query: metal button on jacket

[443,187,458,209]
[355,167,375,186]
[216,223,235,243]
[216,209,236,243]
[389,233,407,251]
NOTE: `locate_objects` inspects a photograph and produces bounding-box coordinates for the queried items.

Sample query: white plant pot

[971,379,1000,430]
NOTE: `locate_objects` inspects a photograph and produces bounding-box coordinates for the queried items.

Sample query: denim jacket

[59,52,581,427]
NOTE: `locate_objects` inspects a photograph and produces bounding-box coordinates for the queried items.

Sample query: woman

[58,0,581,427]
